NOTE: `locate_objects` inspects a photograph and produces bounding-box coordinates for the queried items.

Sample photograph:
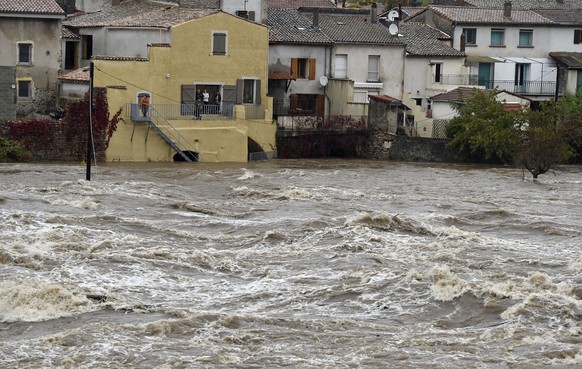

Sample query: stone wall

[0,66,15,119]
[388,136,462,162]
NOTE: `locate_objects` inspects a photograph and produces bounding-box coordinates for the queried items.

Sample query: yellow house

[91,11,275,163]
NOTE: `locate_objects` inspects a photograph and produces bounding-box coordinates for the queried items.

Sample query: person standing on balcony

[214,91,221,114]
[202,89,210,104]
[195,89,204,120]
[140,94,150,117]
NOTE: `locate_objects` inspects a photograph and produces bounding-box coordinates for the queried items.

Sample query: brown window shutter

[290,94,298,109]
[316,95,325,116]
[291,58,298,79]
[309,59,316,80]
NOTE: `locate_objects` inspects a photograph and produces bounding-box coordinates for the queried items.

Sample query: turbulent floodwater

[1,160,581,368]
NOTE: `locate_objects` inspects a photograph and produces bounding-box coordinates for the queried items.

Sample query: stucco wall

[93,12,274,162]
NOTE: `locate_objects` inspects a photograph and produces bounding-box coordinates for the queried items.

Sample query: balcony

[128,103,235,121]
[436,74,557,95]
[273,97,320,116]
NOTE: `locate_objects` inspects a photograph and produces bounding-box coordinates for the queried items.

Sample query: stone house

[0,0,65,119]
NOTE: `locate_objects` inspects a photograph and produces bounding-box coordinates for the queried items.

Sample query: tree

[445,89,522,164]
[446,90,581,179]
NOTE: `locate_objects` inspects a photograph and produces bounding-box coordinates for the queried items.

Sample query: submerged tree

[446,90,581,179]
[445,89,523,164]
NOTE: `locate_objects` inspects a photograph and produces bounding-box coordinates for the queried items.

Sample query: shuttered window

[575,29,582,44]
[212,32,227,55]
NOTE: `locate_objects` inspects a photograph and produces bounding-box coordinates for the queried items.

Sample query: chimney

[456,0,465,5]
[460,33,466,52]
[371,3,378,23]
[112,0,121,6]
[503,1,512,18]
[313,8,320,28]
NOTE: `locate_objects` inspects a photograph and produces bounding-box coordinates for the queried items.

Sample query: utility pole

[87,62,94,181]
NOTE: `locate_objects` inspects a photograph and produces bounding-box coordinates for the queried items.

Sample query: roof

[431,87,531,102]
[401,7,424,19]
[369,94,402,104]
[421,5,553,25]
[550,52,582,69]
[62,26,80,39]
[532,9,582,24]
[0,0,65,15]
[63,0,217,29]
[268,8,334,44]
[58,67,90,83]
[463,0,582,9]
[399,22,465,57]
[431,86,481,102]
[268,0,336,9]
[300,8,404,45]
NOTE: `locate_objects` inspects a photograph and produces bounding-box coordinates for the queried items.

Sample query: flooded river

[1,160,581,368]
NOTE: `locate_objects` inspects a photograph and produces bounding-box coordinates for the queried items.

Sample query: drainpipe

[324,45,331,121]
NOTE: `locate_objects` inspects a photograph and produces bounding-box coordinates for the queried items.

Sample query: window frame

[518,29,533,47]
[17,79,32,100]
[463,28,477,45]
[490,28,505,47]
[212,31,228,56]
[433,62,443,83]
[82,35,93,60]
[334,54,348,79]
[367,55,380,82]
[17,42,33,65]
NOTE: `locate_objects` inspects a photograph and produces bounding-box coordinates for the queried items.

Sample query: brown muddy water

[1,160,581,368]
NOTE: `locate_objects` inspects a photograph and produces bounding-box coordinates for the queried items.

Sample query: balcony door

[515,64,529,93]
[478,63,492,89]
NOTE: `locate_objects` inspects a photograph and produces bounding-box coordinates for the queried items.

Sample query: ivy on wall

[4,88,122,162]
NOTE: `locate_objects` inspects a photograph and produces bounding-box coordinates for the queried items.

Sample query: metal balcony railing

[129,103,235,121]
[435,74,556,95]
[273,98,319,116]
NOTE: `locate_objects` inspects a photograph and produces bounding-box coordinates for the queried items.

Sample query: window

[64,41,78,70]
[463,28,477,45]
[82,35,93,59]
[18,43,32,64]
[575,29,582,44]
[519,29,533,47]
[368,55,380,81]
[433,63,442,83]
[490,28,505,46]
[291,58,316,80]
[212,32,227,55]
[17,80,31,99]
[236,79,259,104]
[334,54,347,78]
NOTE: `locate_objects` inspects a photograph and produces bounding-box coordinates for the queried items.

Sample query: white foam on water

[0,278,96,322]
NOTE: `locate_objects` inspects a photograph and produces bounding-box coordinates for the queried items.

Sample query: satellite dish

[388,10,399,22]
[319,75,328,86]
[389,23,399,36]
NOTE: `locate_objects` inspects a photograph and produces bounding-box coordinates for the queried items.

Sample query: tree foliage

[446,90,582,179]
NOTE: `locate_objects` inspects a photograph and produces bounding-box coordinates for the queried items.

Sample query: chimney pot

[503,1,512,18]
[313,8,320,28]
